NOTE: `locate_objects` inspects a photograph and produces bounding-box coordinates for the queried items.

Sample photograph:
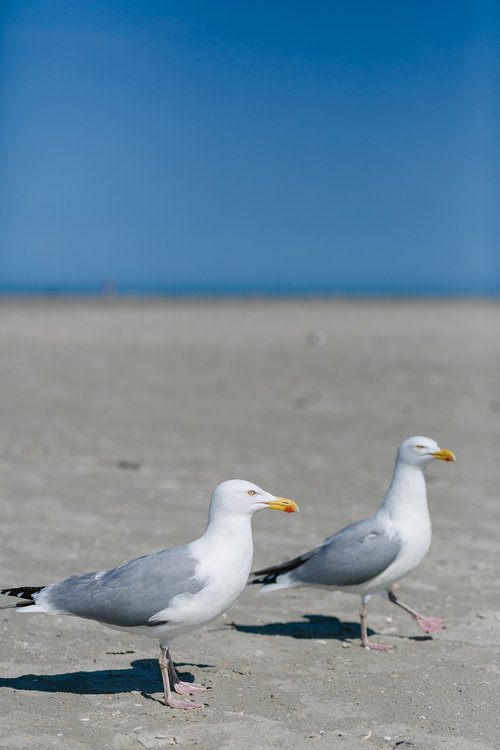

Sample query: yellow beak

[432,448,456,462]
[265,497,300,513]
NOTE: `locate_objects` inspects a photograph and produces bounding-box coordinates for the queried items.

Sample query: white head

[208,479,299,521]
[397,436,456,469]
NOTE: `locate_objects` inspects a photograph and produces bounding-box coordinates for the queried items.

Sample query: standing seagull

[251,437,455,650]
[1,480,298,708]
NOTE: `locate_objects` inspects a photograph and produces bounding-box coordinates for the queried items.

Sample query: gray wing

[287,516,401,587]
[39,546,204,627]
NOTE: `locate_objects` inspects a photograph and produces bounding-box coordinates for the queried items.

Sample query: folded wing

[253,516,401,588]
[34,546,204,627]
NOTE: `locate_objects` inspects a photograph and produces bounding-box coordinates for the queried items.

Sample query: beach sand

[0,299,499,749]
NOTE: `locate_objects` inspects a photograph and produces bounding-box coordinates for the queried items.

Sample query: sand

[0,299,499,749]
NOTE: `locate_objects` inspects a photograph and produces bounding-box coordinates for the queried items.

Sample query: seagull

[251,437,455,650]
[1,479,298,708]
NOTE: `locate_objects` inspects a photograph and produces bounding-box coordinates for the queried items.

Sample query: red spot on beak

[284,506,294,513]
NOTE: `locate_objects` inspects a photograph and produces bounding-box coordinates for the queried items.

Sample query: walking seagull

[251,437,455,650]
[1,479,298,708]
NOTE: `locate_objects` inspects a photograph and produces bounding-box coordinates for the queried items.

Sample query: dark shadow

[230,613,371,642]
[232,615,437,644]
[0,658,213,696]
[404,635,434,642]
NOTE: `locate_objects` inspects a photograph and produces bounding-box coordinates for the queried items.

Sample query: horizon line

[0,282,499,300]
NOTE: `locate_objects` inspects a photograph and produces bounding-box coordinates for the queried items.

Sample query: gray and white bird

[1,479,298,708]
[251,437,455,650]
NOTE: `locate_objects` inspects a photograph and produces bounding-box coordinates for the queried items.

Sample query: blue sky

[1,1,499,294]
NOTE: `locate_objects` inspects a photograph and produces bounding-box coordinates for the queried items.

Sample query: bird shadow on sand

[231,613,363,641]
[0,658,213,697]
[231,613,435,644]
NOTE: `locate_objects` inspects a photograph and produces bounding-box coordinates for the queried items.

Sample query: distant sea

[0,282,499,297]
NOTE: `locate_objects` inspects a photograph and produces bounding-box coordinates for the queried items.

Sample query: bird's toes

[362,641,394,652]
[174,681,207,695]
[416,615,444,633]
[166,697,205,709]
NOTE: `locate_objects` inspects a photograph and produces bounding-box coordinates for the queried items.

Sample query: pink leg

[359,599,393,651]
[158,646,204,709]
[167,654,207,695]
[388,590,444,634]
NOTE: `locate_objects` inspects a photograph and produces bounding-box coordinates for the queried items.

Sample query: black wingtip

[248,573,280,586]
[1,586,45,602]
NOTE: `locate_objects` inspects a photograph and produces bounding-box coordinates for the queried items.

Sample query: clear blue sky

[1,1,499,294]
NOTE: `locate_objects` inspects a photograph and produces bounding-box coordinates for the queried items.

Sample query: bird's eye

[415,444,425,449]
[248,490,256,496]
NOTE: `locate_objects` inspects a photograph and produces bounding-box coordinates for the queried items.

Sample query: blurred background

[1,5,500,744]
[1,0,499,296]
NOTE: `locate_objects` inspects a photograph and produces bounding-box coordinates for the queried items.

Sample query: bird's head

[397,436,456,467]
[209,479,299,518]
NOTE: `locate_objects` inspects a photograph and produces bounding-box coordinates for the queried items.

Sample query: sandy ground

[0,299,499,750]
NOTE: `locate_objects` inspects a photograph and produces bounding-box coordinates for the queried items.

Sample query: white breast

[361,509,432,595]
[142,529,254,640]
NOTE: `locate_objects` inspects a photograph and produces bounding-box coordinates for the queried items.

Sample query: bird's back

[253,515,401,590]
[30,546,205,628]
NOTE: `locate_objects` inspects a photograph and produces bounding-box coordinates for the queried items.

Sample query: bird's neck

[381,462,429,523]
[200,510,254,555]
